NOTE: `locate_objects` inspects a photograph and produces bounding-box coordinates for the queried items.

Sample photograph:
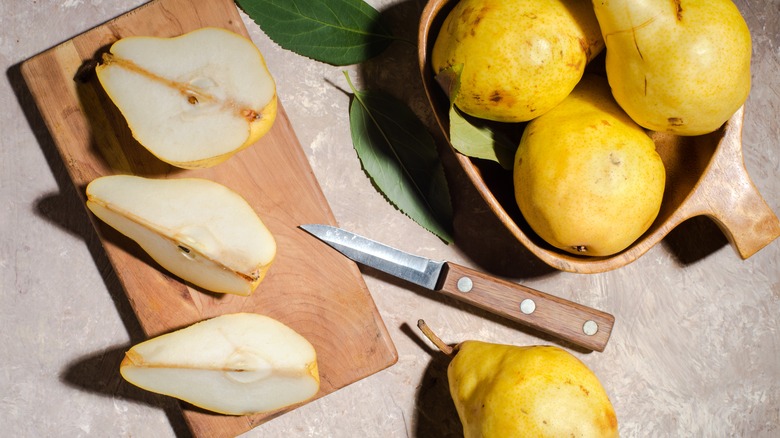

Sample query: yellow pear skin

[449,342,618,438]
[514,74,665,256]
[592,0,751,135]
[432,0,603,123]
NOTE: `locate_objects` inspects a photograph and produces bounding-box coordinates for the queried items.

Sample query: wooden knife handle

[437,262,614,351]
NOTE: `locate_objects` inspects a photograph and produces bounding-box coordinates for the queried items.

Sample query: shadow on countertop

[7,61,193,438]
[356,0,556,281]
[401,322,462,438]
[59,344,191,438]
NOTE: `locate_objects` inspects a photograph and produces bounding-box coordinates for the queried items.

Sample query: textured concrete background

[1,0,777,437]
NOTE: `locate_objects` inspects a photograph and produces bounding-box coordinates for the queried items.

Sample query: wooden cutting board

[20,0,398,436]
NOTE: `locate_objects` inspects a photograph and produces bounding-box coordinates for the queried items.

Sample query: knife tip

[299,224,330,235]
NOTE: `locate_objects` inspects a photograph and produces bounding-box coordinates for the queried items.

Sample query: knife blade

[300,224,614,352]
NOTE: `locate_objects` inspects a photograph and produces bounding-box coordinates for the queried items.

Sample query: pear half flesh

[96,27,277,168]
[86,175,276,295]
[121,313,320,415]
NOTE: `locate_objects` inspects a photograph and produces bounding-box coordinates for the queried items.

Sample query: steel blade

[300,224,444,290]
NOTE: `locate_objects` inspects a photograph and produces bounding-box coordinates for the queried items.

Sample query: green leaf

[236,0,395,65]
[438,65,517,169]
[344,72,453,243]
[434,64,461,101]
[449,107,517,170]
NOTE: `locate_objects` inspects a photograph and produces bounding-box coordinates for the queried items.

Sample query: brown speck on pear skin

[668,117,684,126]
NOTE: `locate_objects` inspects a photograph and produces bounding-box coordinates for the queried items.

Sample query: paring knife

[300,224,614,352]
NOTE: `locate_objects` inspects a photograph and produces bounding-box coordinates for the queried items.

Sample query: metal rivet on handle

[457,277,473,292]
[582,320,599,336]
[520,299,536,314]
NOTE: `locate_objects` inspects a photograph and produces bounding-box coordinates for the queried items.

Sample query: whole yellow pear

[431,0,603,123]
[592,0,751,136]
[449,342,618,438]
[514,74,665,256]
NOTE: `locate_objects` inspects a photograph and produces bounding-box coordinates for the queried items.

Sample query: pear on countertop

[418,320,618,438]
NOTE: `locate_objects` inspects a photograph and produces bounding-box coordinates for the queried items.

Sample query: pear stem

[417,319,454,357]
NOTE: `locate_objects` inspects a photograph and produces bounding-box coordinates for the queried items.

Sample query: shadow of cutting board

[20,0,398,436]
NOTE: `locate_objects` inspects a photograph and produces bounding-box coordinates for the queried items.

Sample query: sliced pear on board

[86,175,276,295]
[96,27,277,168]
[121,313,320,416]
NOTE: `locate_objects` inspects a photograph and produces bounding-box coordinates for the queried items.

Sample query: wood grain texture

[438,263,614,352]
[19,0,398,436]
[417,0,780,274]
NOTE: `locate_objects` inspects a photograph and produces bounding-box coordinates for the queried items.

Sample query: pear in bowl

[431,0,603,123]
[96,27,277,169]
[514,75,666,257]
[592,0,751,136]
[86,175,276,295]
[418,0,780,273]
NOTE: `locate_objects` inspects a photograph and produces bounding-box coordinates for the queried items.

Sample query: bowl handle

[683,108,780,259]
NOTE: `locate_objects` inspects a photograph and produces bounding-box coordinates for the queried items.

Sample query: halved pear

[96,27,277,169]
[86,175,276,295]
[120,313,320,415]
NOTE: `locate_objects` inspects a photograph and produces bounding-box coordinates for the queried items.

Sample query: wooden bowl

[418,0,780,273]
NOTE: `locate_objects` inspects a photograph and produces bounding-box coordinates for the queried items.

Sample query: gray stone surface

[2,0,777,436]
